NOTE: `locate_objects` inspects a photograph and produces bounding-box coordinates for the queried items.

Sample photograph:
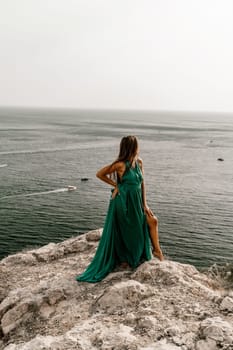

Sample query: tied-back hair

[111,135,139,182]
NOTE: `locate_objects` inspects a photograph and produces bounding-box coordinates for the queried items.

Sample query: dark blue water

[0,108,233,267]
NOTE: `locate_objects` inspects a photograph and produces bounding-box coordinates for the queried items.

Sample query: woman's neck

[129,156,138,167]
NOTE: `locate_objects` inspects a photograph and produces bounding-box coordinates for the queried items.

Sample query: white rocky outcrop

[0,229,232,350]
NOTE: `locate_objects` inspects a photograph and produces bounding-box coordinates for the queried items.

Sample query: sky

[0,0,233,113]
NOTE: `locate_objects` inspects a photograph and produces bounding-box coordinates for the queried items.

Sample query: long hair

[111,135,139,182]
[116,135,139,164]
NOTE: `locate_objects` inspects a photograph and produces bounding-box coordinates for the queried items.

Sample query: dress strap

[125,160,132,170]
[125,159,138,169]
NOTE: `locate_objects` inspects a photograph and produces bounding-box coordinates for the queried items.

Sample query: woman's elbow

[96,171,102,179]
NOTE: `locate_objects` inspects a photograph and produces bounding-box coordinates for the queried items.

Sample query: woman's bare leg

[146,215,164,261]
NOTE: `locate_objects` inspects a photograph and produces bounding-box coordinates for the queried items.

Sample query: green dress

[76,160,152,283]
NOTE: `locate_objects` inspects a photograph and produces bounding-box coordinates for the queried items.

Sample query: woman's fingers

[145,207,154,217]
[111,187,119,199]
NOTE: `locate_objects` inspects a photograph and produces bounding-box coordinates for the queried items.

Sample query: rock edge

[0,229,233,350]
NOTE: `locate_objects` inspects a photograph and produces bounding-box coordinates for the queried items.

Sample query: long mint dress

[76,161,152,283]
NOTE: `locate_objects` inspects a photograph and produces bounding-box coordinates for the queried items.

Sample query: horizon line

[0,105,233,116]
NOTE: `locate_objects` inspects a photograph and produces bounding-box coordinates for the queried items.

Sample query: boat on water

[67,185,77,191]
[81,178,89,181]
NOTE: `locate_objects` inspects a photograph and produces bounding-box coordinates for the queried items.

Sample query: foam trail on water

[0,164,8,168]
[23,188,68,197]
[0,188,70,201]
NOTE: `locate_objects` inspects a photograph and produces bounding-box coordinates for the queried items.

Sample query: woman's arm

[138,158,147,206]
[96,161,125,198]
[96,164,118,187]
[138,158,154,216]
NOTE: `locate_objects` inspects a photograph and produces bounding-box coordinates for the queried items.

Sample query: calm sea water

[0,108,233,268]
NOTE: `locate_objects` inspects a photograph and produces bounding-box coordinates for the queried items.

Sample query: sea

[0,108,232,268]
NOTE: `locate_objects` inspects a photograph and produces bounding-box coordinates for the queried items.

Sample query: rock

[220,296,233,312]
[4,335,65,350]
[0,286,7,304]
[1,299,34,335]
[1,252,38,267]
[0,233,97,267]
[92,280,153,314]
[0,278,78,335]
[29,239,91,262]
[165,325,181,336]
[85,228,102,242]
[4,321,138,350]
[137,315,158,330]
[200,317,233,342]
[195,338,218,350]
[124,312,137,326]
[0,229,232,350]
[139,339,182,349]
[178,332,196,348]
[90,323,137,349]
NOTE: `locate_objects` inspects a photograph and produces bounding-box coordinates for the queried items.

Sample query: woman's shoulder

[111,160,125,171]
[113,160,125,166]
[137,157,143,166]
[137,157,144,172]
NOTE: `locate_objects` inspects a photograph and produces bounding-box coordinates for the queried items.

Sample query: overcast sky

[0,0,233,112]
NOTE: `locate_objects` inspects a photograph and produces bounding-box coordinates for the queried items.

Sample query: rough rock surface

[0,229,232,350]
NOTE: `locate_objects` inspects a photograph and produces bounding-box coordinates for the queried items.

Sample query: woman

[76,135,163,283]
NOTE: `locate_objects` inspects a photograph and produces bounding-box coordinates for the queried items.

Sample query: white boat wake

[0,187,76,201]
[23,188,68,197]
[0,164,8,168]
